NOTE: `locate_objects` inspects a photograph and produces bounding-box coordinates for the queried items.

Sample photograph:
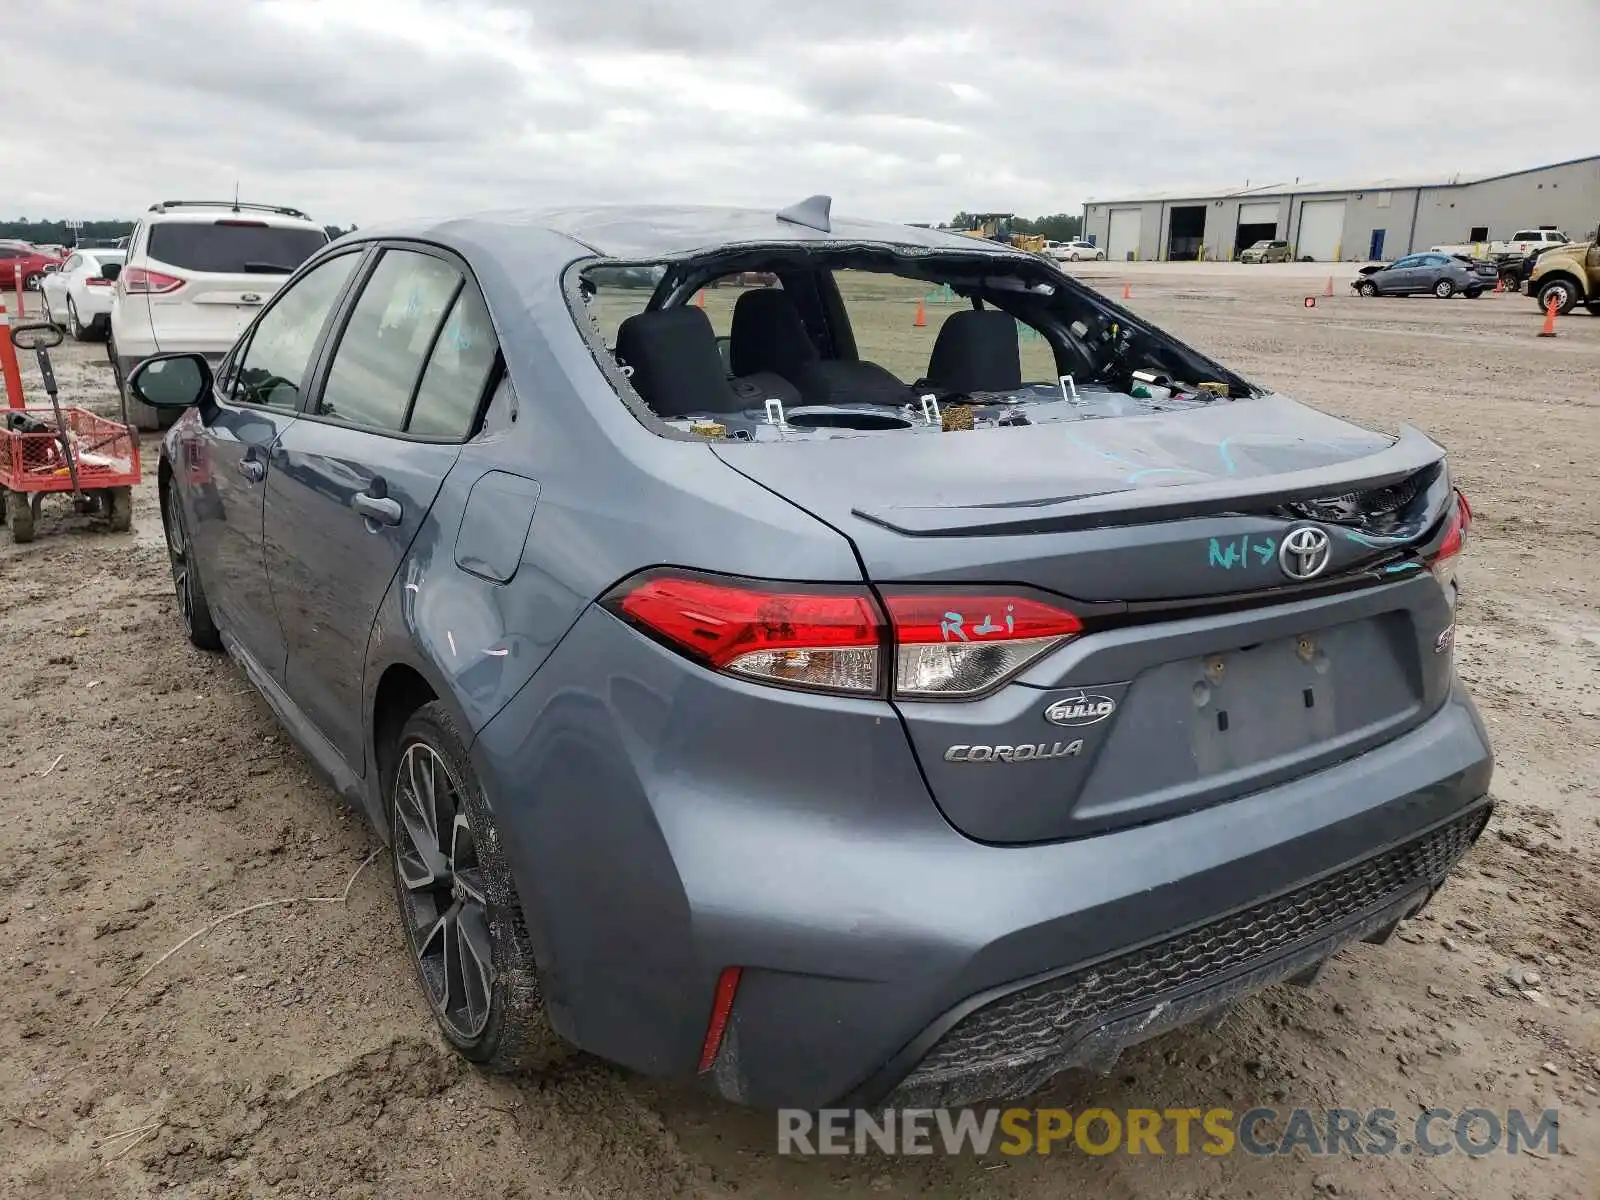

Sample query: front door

[265,245,498,769]
[185,249,364,678]
[1368,229,1385,261]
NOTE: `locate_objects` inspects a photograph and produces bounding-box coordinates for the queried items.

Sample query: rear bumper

[472,606,1493,1110]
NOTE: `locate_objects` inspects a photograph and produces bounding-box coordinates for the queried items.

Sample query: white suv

[110,201,330,428]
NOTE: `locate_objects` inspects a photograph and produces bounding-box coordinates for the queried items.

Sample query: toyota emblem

[1278,525,1332,581]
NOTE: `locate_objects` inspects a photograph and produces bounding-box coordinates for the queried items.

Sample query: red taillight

[120,267,184,295]
[612,571,883,694]
[1427,489,1470,593]
[697,966,742,1074]
[605,570,1083,700]
[884,592,1083,697]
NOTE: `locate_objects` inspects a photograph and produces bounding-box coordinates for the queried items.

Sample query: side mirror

[101,262,121,282]
[42,264,60,274]
[128,353,211,410]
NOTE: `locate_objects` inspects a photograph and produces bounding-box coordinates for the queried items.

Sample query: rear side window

[317,249,461,433]
[408,285,499,439]
[148,221,327,274]
[229,252,360,409]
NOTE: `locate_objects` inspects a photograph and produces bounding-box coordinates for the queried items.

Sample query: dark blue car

[128,199,1492,1109]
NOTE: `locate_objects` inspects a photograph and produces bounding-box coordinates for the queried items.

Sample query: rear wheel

[162,480,221,650]
[6,490,36,543]
[106,486,133,533]
[1432,279,1455,299]
[388,702,573,1074]
[1357,280,1378,297]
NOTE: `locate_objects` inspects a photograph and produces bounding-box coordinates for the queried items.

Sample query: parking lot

[1,265,1596,1199]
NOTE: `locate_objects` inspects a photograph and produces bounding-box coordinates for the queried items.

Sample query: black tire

[1586,302,1600,316]
[67,299,91,342]
[23,272,42,292]
[1432,279,1455,299]
[1465,288,1482,299]
[106,486,133,533]
[1538,277,1581,316]
[161,477,222,650]
[7,489,35,544]
[387,701,573,1075]
[1357,280,1378,297]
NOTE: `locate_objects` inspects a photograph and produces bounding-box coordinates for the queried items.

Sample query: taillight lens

[610,571,883,695]
[884,592,1083,697]
[120,267,184,294]
[604,571,1084,700]
[1427,489,1471,595]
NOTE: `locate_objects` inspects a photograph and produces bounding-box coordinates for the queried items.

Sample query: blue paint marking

[1207,534,1276,569]
[1341,528,1411,548]
[1383,562,1422,574]
[1216,437,1239,475]
[1066,431,1140,471]
[1125,466,1212,485]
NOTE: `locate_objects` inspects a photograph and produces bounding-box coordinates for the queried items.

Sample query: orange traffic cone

[1537,295,1558,337]
[1323,275,1334,297]
[1122,282,1131,300]
[695,290,705,308]
[913,299,927,328]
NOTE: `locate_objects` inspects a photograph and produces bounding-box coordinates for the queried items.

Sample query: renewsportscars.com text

[777,1106,1560,1158]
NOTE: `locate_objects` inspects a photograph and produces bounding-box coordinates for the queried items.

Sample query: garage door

[1107,209,1142,261]
[1238,202,1279,227]
[1297,200,1347,261]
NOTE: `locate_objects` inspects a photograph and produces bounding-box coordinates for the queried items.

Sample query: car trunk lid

[713,396,1461,844]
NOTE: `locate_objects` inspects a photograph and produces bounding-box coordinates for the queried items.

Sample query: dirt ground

[1,267,1596,1199]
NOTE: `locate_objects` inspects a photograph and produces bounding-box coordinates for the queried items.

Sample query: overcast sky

[5,0,1596,227]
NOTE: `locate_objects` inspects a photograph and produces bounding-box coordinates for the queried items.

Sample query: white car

[111,201,329,429]
[1044,239,1105,262]
[40,248,125,341]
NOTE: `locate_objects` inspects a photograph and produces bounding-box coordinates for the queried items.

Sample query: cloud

[1,0,1594,225]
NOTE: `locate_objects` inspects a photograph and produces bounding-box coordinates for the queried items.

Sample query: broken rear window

[571,248,1254,441]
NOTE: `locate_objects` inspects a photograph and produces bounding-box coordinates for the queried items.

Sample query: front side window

[317,249,461,432]
[64,255,81,272]
[230,251,360,410]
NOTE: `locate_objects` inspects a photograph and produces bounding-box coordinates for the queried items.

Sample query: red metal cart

[2,323,138,543]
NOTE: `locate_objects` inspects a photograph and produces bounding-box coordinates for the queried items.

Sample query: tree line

[946,212,1083,242]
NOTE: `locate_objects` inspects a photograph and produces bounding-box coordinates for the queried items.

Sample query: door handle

[352,490,402,526]
[238,458,266,483]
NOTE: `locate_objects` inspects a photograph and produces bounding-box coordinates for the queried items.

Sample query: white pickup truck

[1430,229,1569,259]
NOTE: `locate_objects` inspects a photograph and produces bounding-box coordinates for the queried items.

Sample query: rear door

[145,218,329,359]
[185,247,366,680]
[264,244,500,769]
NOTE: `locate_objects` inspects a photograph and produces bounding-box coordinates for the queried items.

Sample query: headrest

[615,306,742,418]
[729,288,820,378]
[925,308,1023,394]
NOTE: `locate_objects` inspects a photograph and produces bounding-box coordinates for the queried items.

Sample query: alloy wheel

[392,741,494,1040]
[67,300,81,339]
[163,487,193,630]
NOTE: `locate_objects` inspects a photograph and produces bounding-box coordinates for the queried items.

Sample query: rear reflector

[120,267,184,295]
[884,593,1083,697]
[610,572,882,695]
[697,966,742,1074]
[85,277,112,287]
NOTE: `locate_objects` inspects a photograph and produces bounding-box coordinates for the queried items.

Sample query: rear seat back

[615,306,743,418]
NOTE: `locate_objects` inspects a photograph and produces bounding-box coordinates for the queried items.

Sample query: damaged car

[127,196,1492,1110]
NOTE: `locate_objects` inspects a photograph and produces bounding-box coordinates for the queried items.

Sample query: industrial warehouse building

[1080,154,1600,263]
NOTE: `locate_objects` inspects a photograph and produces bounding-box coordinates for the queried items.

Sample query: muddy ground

[1,269,1596,1199]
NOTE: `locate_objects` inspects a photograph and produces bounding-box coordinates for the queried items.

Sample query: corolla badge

[944,741,1084,763]
[1044,693,1117,727]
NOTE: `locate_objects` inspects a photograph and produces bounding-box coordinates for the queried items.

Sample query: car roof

[354,203,1031,264]
[143,206,321,229]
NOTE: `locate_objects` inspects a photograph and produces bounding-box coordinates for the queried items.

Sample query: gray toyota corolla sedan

[127,197,1492,1110]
